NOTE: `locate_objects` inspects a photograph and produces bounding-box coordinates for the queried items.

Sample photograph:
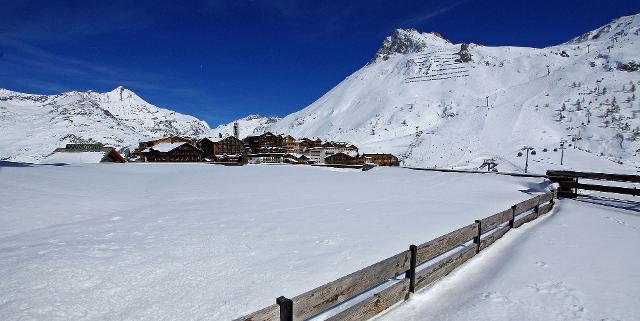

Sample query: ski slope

[268,14,640,170]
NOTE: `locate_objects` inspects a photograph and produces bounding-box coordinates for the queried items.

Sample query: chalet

[247,152,285,164]
[196,138,216,158]
[213,136,245,156]
[307,143,359,164]
[213,154,248,166]
[45,144,125,163]
[137,136,192,151]
[243,132,284,153]
[324,152,365,166]
[363,153,400,166]
[134,136,193,157]
[282,135,296,152]
[283,137,323,153]
[140,142,204,162]
[283,153,309,164]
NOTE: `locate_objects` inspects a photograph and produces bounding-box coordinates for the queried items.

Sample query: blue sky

[0,0,637,126]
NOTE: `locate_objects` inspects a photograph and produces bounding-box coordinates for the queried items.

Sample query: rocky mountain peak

[369,28,452,64]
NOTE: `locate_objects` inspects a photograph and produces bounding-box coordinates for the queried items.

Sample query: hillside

[209,114,281,139]
[0,86,210,162]
[266,14,640,170]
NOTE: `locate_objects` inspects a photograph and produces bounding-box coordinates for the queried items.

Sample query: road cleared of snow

[0,163,550,320]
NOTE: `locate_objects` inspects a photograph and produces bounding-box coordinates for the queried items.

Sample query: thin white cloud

[404,0,469,25]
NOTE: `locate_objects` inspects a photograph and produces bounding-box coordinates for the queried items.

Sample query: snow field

[376,193,640,321]
[0,164,549,320]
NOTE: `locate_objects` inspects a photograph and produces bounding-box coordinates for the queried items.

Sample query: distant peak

[243,114,264,120]
[369,28,451,64]
[109,85,129,94]
[106,86,141,101]
[565,13,639,44]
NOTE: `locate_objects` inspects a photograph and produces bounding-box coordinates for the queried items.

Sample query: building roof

[143,142,187,153]
[284,153,304,158]
[325,152,357,160]
[43,151,108,164]
[363,153,397,157]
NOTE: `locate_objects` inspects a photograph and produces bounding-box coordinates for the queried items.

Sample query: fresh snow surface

[0,164,551,321]
[377,193,640,321]
[41,151,106,164]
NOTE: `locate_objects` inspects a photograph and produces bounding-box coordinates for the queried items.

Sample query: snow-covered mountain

[2,14,639,169]
[263,14,640,169]
[0,86,210,162]
[209,114,280,139]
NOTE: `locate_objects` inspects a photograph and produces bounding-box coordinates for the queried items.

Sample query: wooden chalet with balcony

[133,136,193,158]
[364,153,400,166]
[213,136,245,156]
[140,142,204,162]
[196,138,216,159]
[243,132,284,153]
[324,152,365,166]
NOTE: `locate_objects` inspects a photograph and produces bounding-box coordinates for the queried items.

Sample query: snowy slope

[208,114,280,139]
[0,86,210,162]
[267,14,640,169]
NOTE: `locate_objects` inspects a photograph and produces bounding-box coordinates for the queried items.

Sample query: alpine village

[49,122,400,168]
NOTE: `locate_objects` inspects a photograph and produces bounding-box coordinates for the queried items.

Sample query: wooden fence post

[508,205,516,228]
[534,196,541,218]
[276,296,293,321]
[473,220,482,254]
[406,245,417,293]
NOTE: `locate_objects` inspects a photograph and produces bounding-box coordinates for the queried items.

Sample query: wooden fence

[233,190,556,321]
[547,170,640,197]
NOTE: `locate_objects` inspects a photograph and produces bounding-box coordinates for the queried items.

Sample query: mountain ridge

[2,14,639,169]
[0,86,211,162]
[262,13,640,170]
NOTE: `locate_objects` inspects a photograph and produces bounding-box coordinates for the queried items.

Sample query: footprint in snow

[603,216,638,230]
[479,291,516,304]
[316,239,335,246]
[535,261,549,268]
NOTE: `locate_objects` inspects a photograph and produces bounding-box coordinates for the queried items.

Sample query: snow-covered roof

[143,142,186,153]
[42,151,107,164]
[284,153,304,158]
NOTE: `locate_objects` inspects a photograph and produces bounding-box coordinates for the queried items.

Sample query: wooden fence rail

[234,190,556,321]
[547,170,640,198]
